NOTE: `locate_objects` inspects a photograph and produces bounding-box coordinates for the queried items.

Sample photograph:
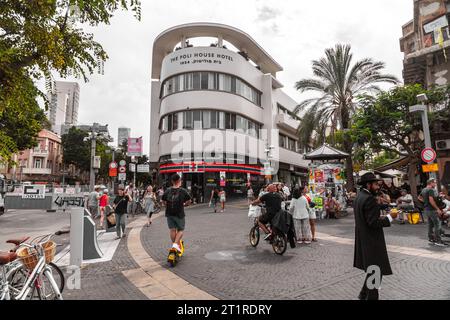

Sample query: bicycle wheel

[34,266,63,300]
[48,263,64,293]
[249,225,260,247]
[272,233,287,255]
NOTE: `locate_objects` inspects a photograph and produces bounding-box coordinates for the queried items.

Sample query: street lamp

[409,94,436,180]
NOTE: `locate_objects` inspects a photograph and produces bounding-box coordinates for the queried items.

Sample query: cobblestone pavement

[140,201,450,300]
[62,215,147,300]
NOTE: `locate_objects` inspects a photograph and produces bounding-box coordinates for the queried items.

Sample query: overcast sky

[52,0,413,155]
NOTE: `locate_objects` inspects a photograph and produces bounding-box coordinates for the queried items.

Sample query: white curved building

[150,23,309,197]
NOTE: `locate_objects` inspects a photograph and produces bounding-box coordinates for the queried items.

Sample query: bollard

[70,207,84,267]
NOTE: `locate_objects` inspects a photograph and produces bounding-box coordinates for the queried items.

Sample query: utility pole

[89,124,97,192]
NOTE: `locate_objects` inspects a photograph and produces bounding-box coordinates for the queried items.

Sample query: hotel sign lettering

[170,52,234,66]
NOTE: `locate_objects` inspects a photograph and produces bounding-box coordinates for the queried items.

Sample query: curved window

[161,72,262,106]
[160,110,262,138]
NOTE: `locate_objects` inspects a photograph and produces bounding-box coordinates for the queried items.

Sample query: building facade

[0,130,63,183]
[150,23,309,198]
[47,81,80,135]
[400,0,450,190]
[118,127,131,148]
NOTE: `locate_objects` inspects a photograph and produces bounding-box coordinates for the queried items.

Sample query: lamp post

[409,94,436,180]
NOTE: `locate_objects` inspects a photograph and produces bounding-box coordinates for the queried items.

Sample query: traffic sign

[109,162,118,169]
[119,160,126,166]
[119,166,126,173]
[137,164,150,173]
[109,168,118,177]
[421,148,437,163]
[129,163,136,172]
[118,173,126,181]
[422,163,439,173]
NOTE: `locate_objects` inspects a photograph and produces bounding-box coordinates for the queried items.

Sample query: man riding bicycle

[252,184,283,241]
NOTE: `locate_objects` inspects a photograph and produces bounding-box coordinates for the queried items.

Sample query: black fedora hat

[357,172,383,185]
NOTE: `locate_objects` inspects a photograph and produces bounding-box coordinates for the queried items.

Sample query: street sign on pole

[422,163,439,173]
[119,166,126,173]
[421,148,437,163]
[118,173,126,181]
[129,163,136,172]
[137,164,150,173]
[119,160,126,166]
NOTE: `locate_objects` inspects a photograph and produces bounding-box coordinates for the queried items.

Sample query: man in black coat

[353,172,398,300]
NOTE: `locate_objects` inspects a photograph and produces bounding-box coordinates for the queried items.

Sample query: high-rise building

[47,81,80,135]
[118,127,131,148]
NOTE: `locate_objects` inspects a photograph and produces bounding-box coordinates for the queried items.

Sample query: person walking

[113,187,132,239]
[289,187,312,244]
[209,187,220,213]
[143,185,158,227]
[125,183,135,217]
[305,191,318,241]
[87,186,101,219]
[247,186,254,205]
[219,188,226,213]
[354,172,398,300]
[419,178,448,246]
[98,189,109,229]
[161,174,192,254]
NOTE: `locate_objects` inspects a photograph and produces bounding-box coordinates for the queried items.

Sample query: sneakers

[434,241,449,247]
[264,233,273,241]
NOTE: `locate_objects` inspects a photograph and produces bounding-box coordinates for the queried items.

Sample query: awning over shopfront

[374,157,410,172]
[304,144,349,161]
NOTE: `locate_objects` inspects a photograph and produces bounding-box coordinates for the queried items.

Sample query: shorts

[309,209,317,220]
[167,216,185,231]
[259,211,274,225]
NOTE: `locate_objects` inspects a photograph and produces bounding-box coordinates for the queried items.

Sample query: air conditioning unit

[436,139,450,151]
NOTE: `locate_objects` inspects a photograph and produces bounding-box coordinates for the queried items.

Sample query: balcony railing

[33,148,49,156]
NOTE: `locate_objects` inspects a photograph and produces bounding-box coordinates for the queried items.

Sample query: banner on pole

[127,137,143,157]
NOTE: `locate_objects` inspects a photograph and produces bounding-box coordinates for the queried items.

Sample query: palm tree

[294,44,398,191]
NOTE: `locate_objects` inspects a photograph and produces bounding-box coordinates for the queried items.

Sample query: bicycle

[0,234,64,300]
[249,217,287,255]
[5,236,65,297]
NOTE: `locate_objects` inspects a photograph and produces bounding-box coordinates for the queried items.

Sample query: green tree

[294,44,398,191]
[0,0,141,161]
[61,127,90,172]
[350,84,434,198]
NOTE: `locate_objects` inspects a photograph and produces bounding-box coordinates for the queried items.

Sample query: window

[236,115,247,133]
[288,138,296,151]
[200,72,209,90]
[279,135,286,149]
[193,110,202,128]
[203,110,211,129]
[162,72,261,106]
[162,116,168,132]
[210,111,218,129]
[219,112,225,129]
[34,158,42,169]
[167,114,173,131]
[184,111,193,129]
[193,72,200,89]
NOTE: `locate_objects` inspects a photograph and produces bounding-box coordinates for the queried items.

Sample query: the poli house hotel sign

[170,52,234,66]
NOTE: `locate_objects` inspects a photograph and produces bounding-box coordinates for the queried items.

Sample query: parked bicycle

[0,234,64,300]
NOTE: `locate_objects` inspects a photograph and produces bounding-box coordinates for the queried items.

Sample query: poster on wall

[314,170,324,183]
[333,168,344,184]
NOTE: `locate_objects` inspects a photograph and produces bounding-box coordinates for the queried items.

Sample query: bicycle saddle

[6,237,30,246]
[0,251,17,265]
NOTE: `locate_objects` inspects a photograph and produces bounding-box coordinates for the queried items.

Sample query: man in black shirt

[162,174,192,253]
[252,184,282,240]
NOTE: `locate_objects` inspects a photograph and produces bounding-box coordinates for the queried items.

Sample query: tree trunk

[344,139,355,192]
[341,107,354,192]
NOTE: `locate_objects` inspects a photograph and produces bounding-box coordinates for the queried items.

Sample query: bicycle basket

[17,247,38,271]
[17,241,56,271]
